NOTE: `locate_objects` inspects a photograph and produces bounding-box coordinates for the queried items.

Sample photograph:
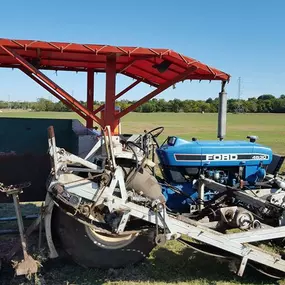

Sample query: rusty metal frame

[0,45,103,127]
[0,43,198,132]
[116,66,198,119]
[93,79,142,115]
[21,69,88,120]
[86,69,95,128]
[104,55,117,131]
[0,39,230,134]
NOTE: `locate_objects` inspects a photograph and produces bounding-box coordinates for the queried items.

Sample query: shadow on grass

[0,241,282,285]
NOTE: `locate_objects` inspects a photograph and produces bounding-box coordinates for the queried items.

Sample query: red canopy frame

[0,38,230,133]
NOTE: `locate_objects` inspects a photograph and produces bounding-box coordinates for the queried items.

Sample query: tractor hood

[156,136,273,168]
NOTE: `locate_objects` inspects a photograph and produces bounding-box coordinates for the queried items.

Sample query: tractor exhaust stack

[218,81,227,140]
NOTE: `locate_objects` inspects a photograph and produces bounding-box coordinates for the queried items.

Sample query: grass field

[0,111,285,285]
[1,111,285,155]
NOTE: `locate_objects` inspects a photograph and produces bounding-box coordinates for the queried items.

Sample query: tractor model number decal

[251,155,269,160]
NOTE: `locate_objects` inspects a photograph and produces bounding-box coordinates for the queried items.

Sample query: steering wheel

[143,126,164,148]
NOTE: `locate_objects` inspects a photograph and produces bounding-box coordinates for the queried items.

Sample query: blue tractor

[156,134,276,212]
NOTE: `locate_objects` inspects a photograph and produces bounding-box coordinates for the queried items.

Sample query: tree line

[1,94,285,113]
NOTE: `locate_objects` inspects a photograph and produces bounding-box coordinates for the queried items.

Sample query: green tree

[141,102,155,113]
[258,94,275,100]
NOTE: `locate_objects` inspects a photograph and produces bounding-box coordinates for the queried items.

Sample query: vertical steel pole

[105,56,117,132]
[12,193,29,259]
[198,181,205,210]
[87,69,95,128]
[217,81,227,140]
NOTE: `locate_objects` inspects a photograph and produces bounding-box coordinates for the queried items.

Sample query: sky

[1,0,285,103]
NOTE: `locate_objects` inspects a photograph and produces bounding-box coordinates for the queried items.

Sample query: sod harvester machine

[1,39,285,279]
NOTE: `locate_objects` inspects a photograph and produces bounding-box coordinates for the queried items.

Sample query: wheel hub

[85,226,138,249]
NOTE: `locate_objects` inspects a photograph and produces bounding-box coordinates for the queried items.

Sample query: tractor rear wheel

[51,206,156,269]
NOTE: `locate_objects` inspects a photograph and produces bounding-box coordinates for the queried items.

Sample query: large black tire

[51,206,156,269]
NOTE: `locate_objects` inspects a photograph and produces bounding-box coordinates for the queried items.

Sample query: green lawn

[1,111,284,155]
[0,111,285,285]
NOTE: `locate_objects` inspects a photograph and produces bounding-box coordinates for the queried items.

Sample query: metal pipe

[198,181,205,210]
[12,194,28,259]
[104,55,117,133]
[217,81,227,140]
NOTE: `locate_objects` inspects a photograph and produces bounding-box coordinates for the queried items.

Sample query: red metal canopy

[0,38,230,133]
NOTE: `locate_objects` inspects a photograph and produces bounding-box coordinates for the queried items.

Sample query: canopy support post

[104,55,117,133]
[87,69,95,128]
